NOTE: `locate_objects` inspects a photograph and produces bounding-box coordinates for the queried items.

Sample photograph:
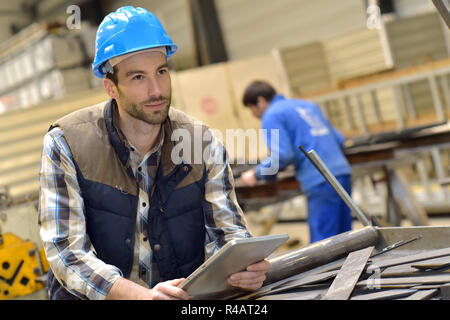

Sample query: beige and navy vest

[47,99,211,299]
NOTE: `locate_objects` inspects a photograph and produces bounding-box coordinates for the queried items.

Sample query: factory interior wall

[214,0,367,61]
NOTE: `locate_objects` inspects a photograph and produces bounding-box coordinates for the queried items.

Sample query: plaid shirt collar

[104,99,167,167]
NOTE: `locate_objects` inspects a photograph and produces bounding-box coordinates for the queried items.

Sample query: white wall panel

[386,11,449,69]
[215,0,367,60]
[323,28,392,82]
[393,0,436,18]
[279,42,331,96]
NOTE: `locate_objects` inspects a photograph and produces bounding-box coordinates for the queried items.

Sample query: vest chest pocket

[81,179,137,218]
[151,163,206,219]
[152,180,204,220]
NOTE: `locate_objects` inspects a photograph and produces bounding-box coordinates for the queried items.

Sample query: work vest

[46,99,209,299]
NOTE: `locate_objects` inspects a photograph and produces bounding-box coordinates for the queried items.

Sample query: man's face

[248,97,269,119]
[249,105,263,119]
[109,51,172,125]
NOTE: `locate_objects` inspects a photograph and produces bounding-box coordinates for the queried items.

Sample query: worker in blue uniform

[240,80,353,243]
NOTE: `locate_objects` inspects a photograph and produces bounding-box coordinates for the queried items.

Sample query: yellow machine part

[39,247,49,273]
[0,232,45,300]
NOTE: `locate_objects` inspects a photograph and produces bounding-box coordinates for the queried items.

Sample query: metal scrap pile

[232,230,450,300]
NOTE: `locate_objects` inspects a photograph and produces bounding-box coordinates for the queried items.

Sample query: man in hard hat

[38,6,269,300]
[240,80,353,243]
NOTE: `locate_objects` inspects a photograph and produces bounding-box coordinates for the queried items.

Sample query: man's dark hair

[242,80,277,107]
[105,65,119,85]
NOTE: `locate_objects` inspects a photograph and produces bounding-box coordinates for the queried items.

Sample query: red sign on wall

[200,96,219,116]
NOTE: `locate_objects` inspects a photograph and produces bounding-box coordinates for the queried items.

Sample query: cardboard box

[33,35,85,73]
[0,64,5,92]
[5,60,18,89]
[39,67,91,102]
[0,91,20,114]
[175,63,245,161]
[33,37,53,73]
[20,49,35,80]
[323,28,393,83]
[226,53,291,161]
[18,82,41,108]
[279,42,331,96]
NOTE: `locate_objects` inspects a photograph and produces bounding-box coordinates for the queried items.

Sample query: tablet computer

[178,233,289,299]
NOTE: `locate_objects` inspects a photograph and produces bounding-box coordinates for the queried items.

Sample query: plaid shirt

[38,123,251,300]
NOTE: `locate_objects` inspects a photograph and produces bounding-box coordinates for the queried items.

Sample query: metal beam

[354,93,368,134]
[300,147,372,226]
[432,0,450,29]
[188,0,228,66]
[429,74,446,121]
[264,226,379,285]
[388,168,429,226]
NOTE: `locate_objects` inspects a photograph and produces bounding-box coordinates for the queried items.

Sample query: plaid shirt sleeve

[202,129,253,259]
[38,128,122,300]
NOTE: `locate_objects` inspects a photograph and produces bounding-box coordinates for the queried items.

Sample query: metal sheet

[411,256,450,270]
[350,289,417,300]
[367,247,450,273]
[256,289,323,300]
[412,263,450,271]
[370,236,422,258]
[246,270,337,300]
[237,256,347,300]
[380,257,450,276]
[358,274,450,287]
[381,265,427,277]
[372,284,421,289]
[440,283,450,299]
[399,289,438,300]
[376,226,450,252]
[322,246,374,300]
[411,284,444,290]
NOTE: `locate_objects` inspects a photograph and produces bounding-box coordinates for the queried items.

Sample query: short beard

[118,89,171,125]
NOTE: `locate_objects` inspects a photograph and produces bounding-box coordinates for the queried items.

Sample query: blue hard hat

[92,6,178,78]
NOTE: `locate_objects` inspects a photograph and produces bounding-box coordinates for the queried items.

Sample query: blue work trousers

[305,174,353,243]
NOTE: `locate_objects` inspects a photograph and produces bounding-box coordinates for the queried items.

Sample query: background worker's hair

[242,80,277,107]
